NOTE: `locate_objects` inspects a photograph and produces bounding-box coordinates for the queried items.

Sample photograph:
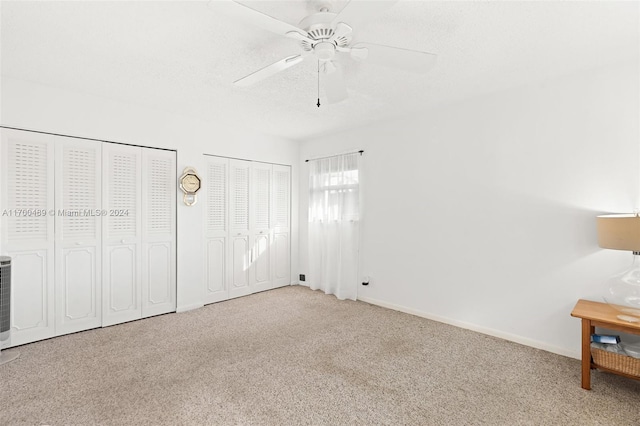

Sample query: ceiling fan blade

[350,42,437,73]
[331,0,399,29]
[323,62,348,104]
[234,55,304,87]
[215,0,314,43]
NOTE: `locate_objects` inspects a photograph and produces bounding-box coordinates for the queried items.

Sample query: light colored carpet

[0,285,638,425]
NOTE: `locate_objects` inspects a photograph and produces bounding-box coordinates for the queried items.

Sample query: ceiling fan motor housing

[298,11,350,57]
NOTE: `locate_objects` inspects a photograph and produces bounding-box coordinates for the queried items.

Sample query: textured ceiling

[1,0,638,141]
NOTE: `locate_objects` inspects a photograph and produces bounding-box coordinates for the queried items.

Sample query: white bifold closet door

[55,137,102,336]
[271,165,291,288]
[102,144,143,326]
[1,128,176,345]
[141,149,176,318]
[204,155,290,304]
[0,129,55,346]
[204,157,230,304]
[250,162,272,293]
[229,159,252,299]
[102,144,176,327]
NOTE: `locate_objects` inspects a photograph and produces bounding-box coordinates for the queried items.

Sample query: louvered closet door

[204,156,230,304]
[54,137,102,336]
[0,129,55,346]
[271,165,291,288]
[141,148,176,318]
[102,144,142,326]
[229,159,251,299]
[250,163,272,293]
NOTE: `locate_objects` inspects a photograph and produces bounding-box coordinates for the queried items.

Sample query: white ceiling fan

[216,0,437,104]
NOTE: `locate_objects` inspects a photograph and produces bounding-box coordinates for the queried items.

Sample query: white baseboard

[357,295,580,360]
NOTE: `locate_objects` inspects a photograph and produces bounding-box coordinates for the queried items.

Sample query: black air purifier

[0,255,19,364]
[0,256,11,344]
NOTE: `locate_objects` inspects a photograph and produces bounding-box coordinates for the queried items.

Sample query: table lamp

[597,214,640,322]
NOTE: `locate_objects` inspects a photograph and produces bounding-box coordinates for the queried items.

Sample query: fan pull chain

[317,60,321,108]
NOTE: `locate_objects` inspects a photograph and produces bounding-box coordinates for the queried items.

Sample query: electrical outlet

[299,274,306,282]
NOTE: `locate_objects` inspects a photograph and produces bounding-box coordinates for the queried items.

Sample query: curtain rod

[305,150,364,163]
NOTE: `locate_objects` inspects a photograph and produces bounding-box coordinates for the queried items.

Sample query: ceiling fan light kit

[313,41,336,61]
[221,0,437,104]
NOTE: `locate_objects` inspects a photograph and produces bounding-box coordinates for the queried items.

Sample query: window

[309,154,359,223]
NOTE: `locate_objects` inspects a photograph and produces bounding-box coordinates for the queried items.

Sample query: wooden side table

[571,299,640,389]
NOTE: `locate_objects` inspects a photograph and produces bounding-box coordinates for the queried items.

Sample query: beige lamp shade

[597,214,640,251]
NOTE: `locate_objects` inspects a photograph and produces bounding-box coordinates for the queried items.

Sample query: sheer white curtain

[308,152,360,300]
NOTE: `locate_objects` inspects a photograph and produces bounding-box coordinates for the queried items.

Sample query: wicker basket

[591,348,640,377]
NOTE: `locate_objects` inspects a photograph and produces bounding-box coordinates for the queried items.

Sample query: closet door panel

[108,245,137,310]
[0,129,55,346]
[8,250,52,345]
[271,165,291,288]
[144,242,172,314]
[55,137,102,336]
[252,232,271,291]
[273,232,290,286]
[231,236,249,290]
[206,238,225,294]
[250,163,272,292]
[229,159,251,299]
[61,248,96,318]
[204,157,230,304]
[141,149,176,318]
[102,144,142,326]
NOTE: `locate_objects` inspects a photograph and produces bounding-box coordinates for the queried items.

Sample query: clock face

[180,173,201,193]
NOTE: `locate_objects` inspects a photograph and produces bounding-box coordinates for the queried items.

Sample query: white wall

[299,62,640,358]
[0,77,299,312]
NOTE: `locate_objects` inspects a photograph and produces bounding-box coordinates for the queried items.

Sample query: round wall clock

[179,167,201,206]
